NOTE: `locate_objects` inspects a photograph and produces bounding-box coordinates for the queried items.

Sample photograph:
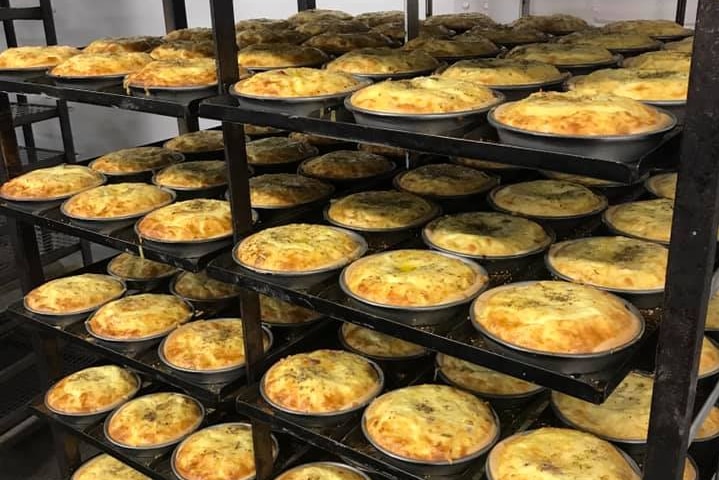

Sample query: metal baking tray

[168,272,240,316]
[60,187,176,222]
[103,392,205,458]
[126,83,218,101]
[337,323,430,363]
[106,260,178,293]
[345,92,504,136]
[0,170,106,203]
[259,356,384,427]
[488,105,677,163]
[158,323,273,384]
[554,54,623,76]
[470,281,646,374]
[297,158,397,185]
[43,370,142,427]
[486,72,571,101]
[0,65,48,79]
[323,200,441,233]
[46,71,126,89]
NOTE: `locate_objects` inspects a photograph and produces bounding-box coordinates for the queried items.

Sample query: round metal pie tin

[0,169,107,203]
[275,462,370,480]
[551,53,623,76]
[483,72,571,101]
[106,260,178,293]
[346,66,438,82]
[323,200,441,233]
[88,152,185,178]
[60,186,176,222]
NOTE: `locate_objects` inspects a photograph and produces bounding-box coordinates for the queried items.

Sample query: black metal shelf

[0,7,42,21]
[11,102,57,126]
[199,95,681,184]
[17,145,65,170]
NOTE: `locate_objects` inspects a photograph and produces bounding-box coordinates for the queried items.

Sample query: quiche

[0,164,104,201]
[492,92,673,136]
[558,31,660,52]
[163,27,213,42]
[0,45,80,69]
[249,173,333,208]
[234,67,365,98]
[402,37,499,59]
[124,59,217,89]
[238,43,328,69]
[665,37,693,53]
[262,349,381,414]
[50,52,153,77]
[343,249,488,308]
[487,428,640,480]
[234,223,365,273]
[645,172,677,200]
[364,384,498,462]
[303,32,394,54]
[260,294,322,325]
[490,180,607,218]
[246,137,319,165]
[90,147,180,175]
[107,252,177,280]
[162,318,269,371]
[396,163,498,197]
[288,9,353,24]
[326,47,439,76]
[72,454,149,480]
[422,12,497,31]
[436,353,542,397]
[568,68,688,101]
[106,392,202,447]
[276,463,367,480]
[164,130,224,153]
[173,423,274,480]
[288,131,345,147]
[154,161,227,190]
[25,273,125,315]
[294,20,370,37]
[236,18,291,31]
[601,19,693,38]
[172,270,240,300]
[46,365,139,414]
[136,199,232,242]
[87,293,192,340]
[370,22,456,42]
[471,281,643,355]
[340,323,427,359]
[358,143,406,158]
[452,157,519,171]
[326,190,437,230]
[440,58,564,86]
[509,14,590,34]
[505,43,615,67]
[236,28,310,47]
[350,77,500,114]
[697,406,719,441]
[149,40,215,61]
[423,212,552,258]
[706,290,719,331]
[542,170,624,187]
[244,124,285,136]
[299,150,395,181]
[458,26,549,46]
[62,183,173,220]
[355,10,404,26]
[603,198,679,243]
[84,36,163,54]
[547,236,668,291]
[700,336,719,378]
[622,51,692,73]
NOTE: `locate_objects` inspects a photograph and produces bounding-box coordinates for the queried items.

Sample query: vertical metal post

[425,0,433,18]
[405,0,420,42]
[521,0,531,17]
[38,0,57,45]
[162,0,188,33]
[644,2,719,480]
[177,115,199,134]
[210,0,239,94]
[676,0,688,25]
[297,0,316,11]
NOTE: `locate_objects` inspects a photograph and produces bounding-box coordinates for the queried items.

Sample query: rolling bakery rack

[0,0,715,479]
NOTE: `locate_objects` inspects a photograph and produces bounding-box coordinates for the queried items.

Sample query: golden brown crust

[706,291,719,330]
[107,252,177,280]
[84,36,163,54]
[163,28,213,42]
[90,147,179,174]
[697,407,719,440]
[172,270,240,300]
[72,454,149,480]
[358,143,406,158]
[452,157,519,170]
[137,199,232,242]
[263,349,381,413]
[246,136,319,164]
[441,58,563,86]
[664,37,693,53]
[472,281,642,355]
[326,47,438,75]
[437,353,541,396]
[149,40,215,61]
[327,190,436,230]
[603,198,676,243]
[236,18,291,31]
[509,14,590,34]
[422,12,496,30]
[364,384,498,462]
[235,67,364,98]
[0,45,80,68]
[275,463,366,480]
[487,428,640,480]
[0,164,104,200]
[542,170,620,186]
[164,130,224,153]
[558,31,659,51]
[622,51,692,72]
[700,336,719,378]
[107,392,202,447]
[568,68,688,101]
[154,161,227,189]
[47,365,138,414]
[124,59,217,88]
[341,323,426,358]
[490,180,606,218]
[424,212,551,257]
[237,28,310,47]
[344,249,487,307]
[235,223,365,273]
[50,52,153,77]
[601,19,693,38]
[493,91,673,136]
[402,36,498,58]
[163,319,269,370]
[25,274,124,315]
[250,173,333,208]
[299,150,394,180]
[397,163,498,197]
[288,9,353,24]
[287,131,344,146]
[87,293,192,339]
[260,295,321,325]
[63,183,173,220]
[295,20,370,37]
[244,124,285,136]
[355,11,404,26]
[238,43,328,68]
[547,236,668,291]
[645,172,677,200]
[506,43,614,66]
[370,22,455,42]
[459,26,549,45]
[304,32,394,54]
[350,76,499,114]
